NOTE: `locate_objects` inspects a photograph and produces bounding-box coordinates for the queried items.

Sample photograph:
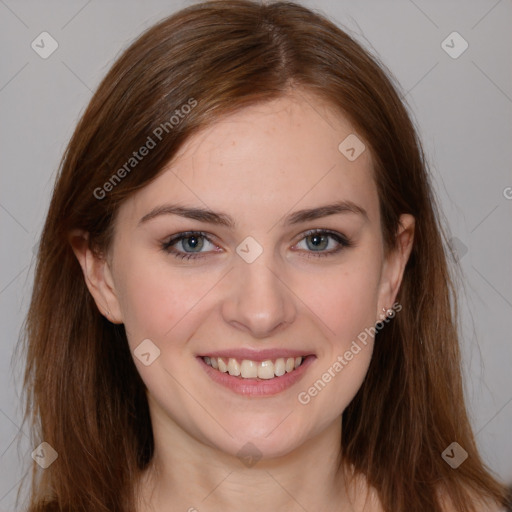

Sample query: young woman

[20,1,509,511]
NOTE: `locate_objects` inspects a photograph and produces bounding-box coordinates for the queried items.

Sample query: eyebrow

[138,200,368,228]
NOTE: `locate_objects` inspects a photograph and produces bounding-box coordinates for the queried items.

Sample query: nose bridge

[221,246,296,337]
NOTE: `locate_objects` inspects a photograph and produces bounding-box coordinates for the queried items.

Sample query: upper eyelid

[164,229,344,241]
[163,231,216,247]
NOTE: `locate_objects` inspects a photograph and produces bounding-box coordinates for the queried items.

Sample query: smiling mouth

[202,356,306,380]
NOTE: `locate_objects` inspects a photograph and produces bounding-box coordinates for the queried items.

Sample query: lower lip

[197,355,316,397]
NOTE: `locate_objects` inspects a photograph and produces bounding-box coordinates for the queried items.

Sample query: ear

[68,230,123,324]
[376,214,415,321]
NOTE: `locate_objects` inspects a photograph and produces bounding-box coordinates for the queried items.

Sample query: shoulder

[437,486,506,512]
[344,469,506,512]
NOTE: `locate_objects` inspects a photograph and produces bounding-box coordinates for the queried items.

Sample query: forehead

[119,92,379,227]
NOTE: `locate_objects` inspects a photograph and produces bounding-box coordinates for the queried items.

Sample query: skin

[71,90,415,512]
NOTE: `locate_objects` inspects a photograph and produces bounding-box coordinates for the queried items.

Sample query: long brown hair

[19,1,508,510]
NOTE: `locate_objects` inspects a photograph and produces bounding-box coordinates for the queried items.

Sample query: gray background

[1,0,511,508]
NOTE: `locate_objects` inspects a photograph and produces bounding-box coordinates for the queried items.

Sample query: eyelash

[161,229,353,261]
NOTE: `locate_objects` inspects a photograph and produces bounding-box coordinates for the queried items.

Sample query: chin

[203,416,310,462]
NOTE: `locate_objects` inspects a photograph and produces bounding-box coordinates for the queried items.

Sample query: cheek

[291,258,381,343]
[292,258,381,418]
[113,251,218,348]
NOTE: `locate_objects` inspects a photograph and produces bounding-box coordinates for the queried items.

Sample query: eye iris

[306,234,328,251]
[183,235,204,252]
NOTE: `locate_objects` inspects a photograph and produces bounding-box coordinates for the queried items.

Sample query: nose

[221,255,297,339]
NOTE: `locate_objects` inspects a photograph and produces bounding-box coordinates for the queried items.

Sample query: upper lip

[198,348,314,362]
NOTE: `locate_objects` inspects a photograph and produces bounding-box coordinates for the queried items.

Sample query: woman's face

[85,91,413,460]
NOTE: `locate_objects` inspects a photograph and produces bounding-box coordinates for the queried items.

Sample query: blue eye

[162,232,216,260]
[161,229,352,261]
[294,229,352,257]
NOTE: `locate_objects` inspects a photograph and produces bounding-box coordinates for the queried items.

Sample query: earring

[382,307,394,318]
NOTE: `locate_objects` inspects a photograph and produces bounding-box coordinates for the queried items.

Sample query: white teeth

[203,356,304,379]
[240,359,258,378]
[218,358,228,373]
[227,358,241,376]
[274,358,285,376]
[258,360,275,380]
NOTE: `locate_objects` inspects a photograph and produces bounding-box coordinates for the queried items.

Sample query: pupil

[308,234,327,251]
[185,236,203,251]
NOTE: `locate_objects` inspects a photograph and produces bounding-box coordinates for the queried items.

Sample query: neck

[137,402,354,512]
